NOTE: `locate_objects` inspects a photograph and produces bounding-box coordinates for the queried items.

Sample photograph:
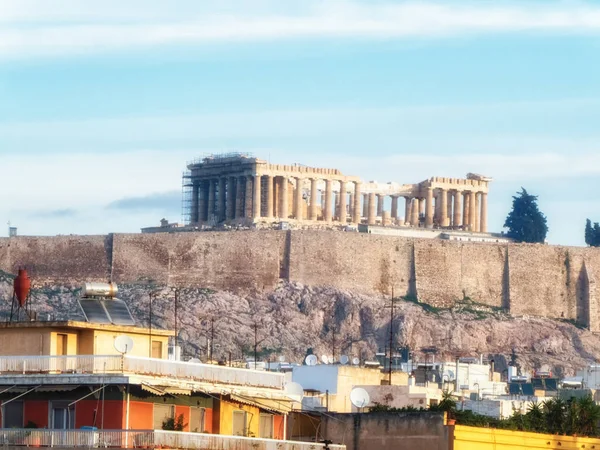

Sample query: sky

[0,0,599,245]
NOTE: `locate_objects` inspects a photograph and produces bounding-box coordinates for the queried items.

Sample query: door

[2,401,23,428]
[51,402,75,429]
[190,407,205,433]
[232,410,247,436]
[153,404,174,430]
[151,341,163,359]
[259,413,274,438]
[56,334,68,355]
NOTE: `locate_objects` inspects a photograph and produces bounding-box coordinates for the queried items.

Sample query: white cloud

[1,1,600,60]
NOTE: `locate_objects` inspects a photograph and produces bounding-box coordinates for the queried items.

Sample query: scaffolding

[181,170,193,225]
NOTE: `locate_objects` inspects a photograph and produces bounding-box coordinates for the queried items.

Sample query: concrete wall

[323,411,450,450]
[2,232,600,329]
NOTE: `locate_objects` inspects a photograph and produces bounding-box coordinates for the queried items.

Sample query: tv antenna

[350,387,371,410]
[305,354,318,366]
[114,335,134,355]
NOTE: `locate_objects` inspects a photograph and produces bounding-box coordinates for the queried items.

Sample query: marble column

[440,189,448,227]
[391,196,399,220]
[404,197,411,225]
[324,179,333,222]
[266,175,274,219]
[480,192,488,233]
[411,198,419,226]
[208,180,216,220]
[309,178,318,220]
[252,175,262,219]
[425,188,434,228]
[191,183,199,224]
[334,192,340,219]
[218,177,227,221]
[474,192,481,232]
[235,177,244,219]
[377,195,384,217]
[349,193,354,219]
[447,194,453,227]
[453,191,462,228]
[353,183,362,224]
[226,177,235,220]
[294,177,303,220]
[368,192,376,225]
[244,176,253,218]
[280,177,289,219]
[198,182,207,222]
[462,191,470,230]
[339,181,347,223]
[469,191,477,231]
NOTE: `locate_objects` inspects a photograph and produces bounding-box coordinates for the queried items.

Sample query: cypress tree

[504,188,548,243]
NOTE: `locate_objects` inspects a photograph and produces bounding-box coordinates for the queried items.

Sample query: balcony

[0,355,285,390]
[0,429,345,450]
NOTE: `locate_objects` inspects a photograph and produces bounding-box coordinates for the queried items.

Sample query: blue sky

[0,0,599,245]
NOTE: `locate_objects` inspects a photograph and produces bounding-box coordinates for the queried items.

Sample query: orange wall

[273,415,285,440]
[128,401,154,430]
[204,408,213,433]
[75,400,124,429]
[24,401,49,428]
[175,406,190,432]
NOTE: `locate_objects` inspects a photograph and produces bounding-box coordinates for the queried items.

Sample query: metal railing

[0,429,345,450]
[0,355,285,389]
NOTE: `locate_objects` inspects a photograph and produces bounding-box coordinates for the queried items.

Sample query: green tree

[585,219,594,246]
[504,188,548,243]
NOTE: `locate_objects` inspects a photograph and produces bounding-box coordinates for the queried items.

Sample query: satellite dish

[340,355,349,365]
[321,355,329,364]
[114,335,134,354]
[350,387,371,408]
[284,382,304,402]
[352,357,360,366]
[278,355,286,363]
[188,358,201,364]
[305,354,318,366]
[328,356,335,364]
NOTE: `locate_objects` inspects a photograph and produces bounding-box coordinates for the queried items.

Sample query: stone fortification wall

[1,231,600,329]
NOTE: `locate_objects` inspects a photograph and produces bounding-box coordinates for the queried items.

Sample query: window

[153,404,174,430]
[152,341,163,359]
[2,401,23,428]
[56,334,68,355]
[51,402,75,429]
[232,410,247,436]
[259,413,274,439]
[190,407,205,433]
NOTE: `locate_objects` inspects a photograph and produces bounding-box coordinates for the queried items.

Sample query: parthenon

[183,153,492,232]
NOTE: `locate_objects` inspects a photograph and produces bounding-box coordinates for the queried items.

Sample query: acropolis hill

[0,231,599,332]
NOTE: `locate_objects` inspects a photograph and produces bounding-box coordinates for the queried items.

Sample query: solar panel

[522,383,534,396]
[509,383,521,395]
[102,299,136,326]
[78,299,111,324]
[532,378,544,390]
[545,379,558,392]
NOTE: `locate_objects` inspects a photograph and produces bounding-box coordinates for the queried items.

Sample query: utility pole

[386,287,397,385]
[174,288,179,348]
[148,291,154,358]
[254,322,258,370]
[332,325,336,363]
[210,318,214,362]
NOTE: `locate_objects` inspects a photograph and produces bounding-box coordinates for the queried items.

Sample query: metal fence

[0,355,284,390]
[0,429,345,450]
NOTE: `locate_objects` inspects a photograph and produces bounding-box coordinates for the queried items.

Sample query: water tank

[81,282,118,298]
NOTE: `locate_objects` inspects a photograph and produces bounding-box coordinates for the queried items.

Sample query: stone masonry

[1,232,600,332]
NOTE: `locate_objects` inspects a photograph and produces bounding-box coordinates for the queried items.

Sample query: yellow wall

[88,330,168,358]
[332,367,390,412]
[0,328,51,355]
[0,326,170,358]
[218,399,260,437]
[454,424,600,450]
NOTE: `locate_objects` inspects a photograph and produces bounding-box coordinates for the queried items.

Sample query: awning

[229,394,292,414]
[140,383,191,396]
[1,385,78,393]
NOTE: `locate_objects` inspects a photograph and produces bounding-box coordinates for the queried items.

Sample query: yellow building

[0,321,172,359]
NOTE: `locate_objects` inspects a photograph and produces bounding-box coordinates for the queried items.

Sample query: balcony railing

[0,429,345,450]
[0,355,284,390]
